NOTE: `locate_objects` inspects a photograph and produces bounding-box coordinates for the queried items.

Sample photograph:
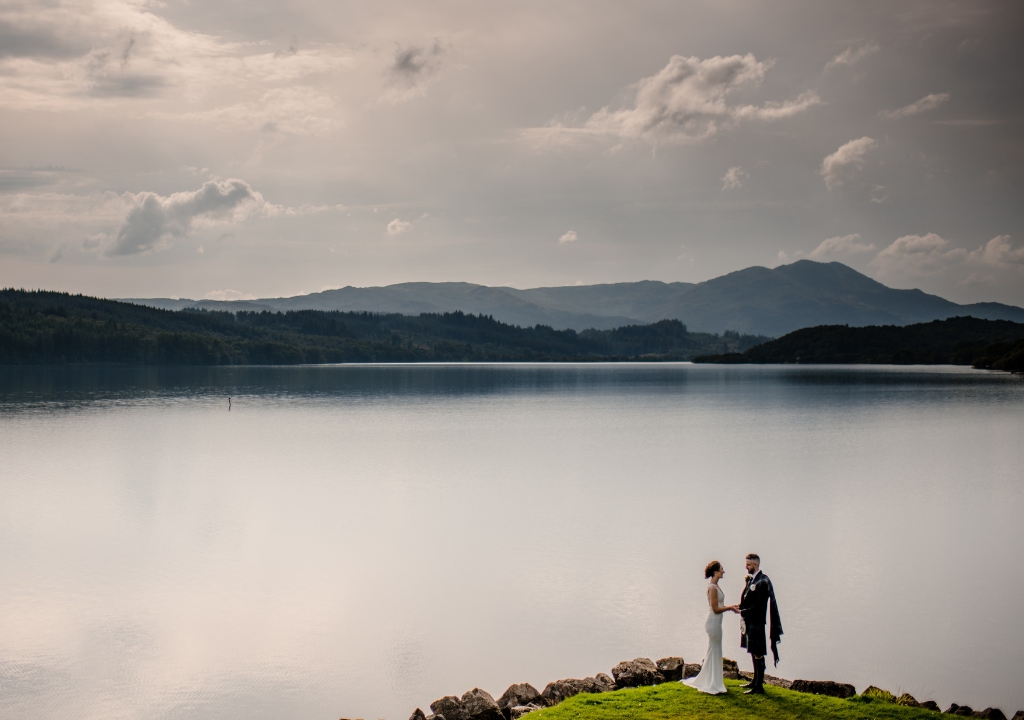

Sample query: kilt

[743,623,767,656]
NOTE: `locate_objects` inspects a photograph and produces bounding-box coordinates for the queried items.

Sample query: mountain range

[123,260,1024,338]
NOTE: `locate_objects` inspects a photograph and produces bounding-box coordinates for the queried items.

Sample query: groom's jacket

[740,571,783,666]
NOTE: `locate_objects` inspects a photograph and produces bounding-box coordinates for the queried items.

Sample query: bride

[683,560,740,695]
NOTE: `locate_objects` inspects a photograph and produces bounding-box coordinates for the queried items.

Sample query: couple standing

[683,553,783,695]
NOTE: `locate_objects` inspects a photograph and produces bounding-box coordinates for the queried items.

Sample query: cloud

[881,93,950,119]
[820,137,875,190]
[721,166,749,191]
[871,233,1024,281]
[204,289,257,301]
[526,54,820,146]
[825,42,879,71]
[808,233,876,259]
[383,40,445,102]
[387,218,412,235]
[109,179,266,256]
[559,230,578,244]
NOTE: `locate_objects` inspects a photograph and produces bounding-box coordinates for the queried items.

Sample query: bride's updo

[704,560,721,579]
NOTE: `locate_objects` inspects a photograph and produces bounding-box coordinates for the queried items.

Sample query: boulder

[461,689,503,720]
[945,705,975,716]
[509,705,543,720]
[541,679,582,706]
[594,673,616,692]
[864,686,897,703]
[896,693,920,707]
[921,701,941,712]
[763,674,792,690]
[973,710,1007,720]
[496,684,544,717]
[682,663,702,679]
[790,679,856,699]
[573,676,613,694]
[656,657,684,682]
[1011,713,1024,720]
[723,657,740,680]
[612,658,661,688]
[410,710,428,720]
[431,696,468,720]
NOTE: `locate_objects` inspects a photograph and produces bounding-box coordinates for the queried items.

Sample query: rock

[864,686,897,703]
[682,663,701,679]
[763,674,792,690]
[427,715,443,720]
[541,679,582,706]
[573,676,613,694]
[896,693,920,707]
[431,696,468,720]
[594,673,616,692]
[656,657,684,682]
[410,710,428,720]
[509,705,543,720]
[722,658,740,680]
[1011,713,1024,720]
[496,684,543,717]
[945,705,975,716]
[461,689,503,720]
[973,710,1007,720]
[612,658,661,688]
[921,701,941,712]
[790,679,856,699]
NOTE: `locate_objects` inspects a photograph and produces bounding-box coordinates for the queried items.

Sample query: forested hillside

[693,317,1024,371]
[0,290,768,364]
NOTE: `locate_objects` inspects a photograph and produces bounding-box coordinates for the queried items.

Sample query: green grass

[529,680,940,720]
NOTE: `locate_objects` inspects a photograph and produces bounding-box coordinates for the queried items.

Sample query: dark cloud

[88,74,167,99]
[0,18,88,58]
[390,40,443,79]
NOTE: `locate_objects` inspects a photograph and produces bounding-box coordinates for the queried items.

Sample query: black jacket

[740,571,783,665]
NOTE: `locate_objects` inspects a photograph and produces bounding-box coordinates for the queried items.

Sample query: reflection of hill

[123,261,1024,338]
[694,316,1024,371]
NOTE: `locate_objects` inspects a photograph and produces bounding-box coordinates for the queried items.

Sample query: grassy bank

[531,680,939,720]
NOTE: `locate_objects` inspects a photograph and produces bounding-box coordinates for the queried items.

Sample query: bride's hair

[704,560,721,579]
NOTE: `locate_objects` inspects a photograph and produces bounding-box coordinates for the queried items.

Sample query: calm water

[1,363,1022,720]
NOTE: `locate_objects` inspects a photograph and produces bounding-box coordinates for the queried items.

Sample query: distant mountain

[693,316,1024,371]
[123,260,1024,337]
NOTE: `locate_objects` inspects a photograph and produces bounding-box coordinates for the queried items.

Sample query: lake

[1,363,1022,720]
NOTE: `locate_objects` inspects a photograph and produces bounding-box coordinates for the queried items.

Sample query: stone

[594,673,616,692]
[1011,712,1024,720]
[427,715,443,720]
[896,693,920,707]
[790,679,856,699]
[461,689,503,720]
[682,663,702,679]
[496,684,543,717]
[723,657,740,680]
[573,677,611,694]
[945,705,975,716]
[864,686,897,703]
[410,710,428,720]
[763,674,792,690]
[431,696,468,720]
[921,701,941,712]
[509,705,543,720]
[541,680,582,706]
[973,710,1007,720]
[656,657,685,682]
[612,658,661,688]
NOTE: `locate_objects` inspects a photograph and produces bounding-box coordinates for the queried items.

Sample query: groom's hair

[745,553,760,562]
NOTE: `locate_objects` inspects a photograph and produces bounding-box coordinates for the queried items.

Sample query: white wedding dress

[682,583,728,694]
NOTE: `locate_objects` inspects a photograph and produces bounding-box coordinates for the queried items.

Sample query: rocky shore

[395,656,1022,720]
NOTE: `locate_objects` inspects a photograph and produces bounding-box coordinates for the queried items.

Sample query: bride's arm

[708,587,730,614]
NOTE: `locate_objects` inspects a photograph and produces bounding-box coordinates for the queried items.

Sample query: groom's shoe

[743,686,765,695]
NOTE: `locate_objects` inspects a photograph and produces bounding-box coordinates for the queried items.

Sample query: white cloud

[559,230,578,244]
[881,93,950,120]
[808,233,877,260]
[204,289,257,301]
[825,42,880,71]
[871,233,1024,282]
[526,54,820,146]
[721,166,749,191]
[387,218,412,235]
[820,137,875,190]
[108,179,267,256]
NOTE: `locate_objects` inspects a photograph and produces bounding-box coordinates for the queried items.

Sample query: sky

[1,0,1023,305]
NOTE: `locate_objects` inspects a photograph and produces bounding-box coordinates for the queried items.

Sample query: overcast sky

[1,0,1023,304]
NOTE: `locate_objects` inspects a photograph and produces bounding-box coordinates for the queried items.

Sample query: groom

[739,553,782,695]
